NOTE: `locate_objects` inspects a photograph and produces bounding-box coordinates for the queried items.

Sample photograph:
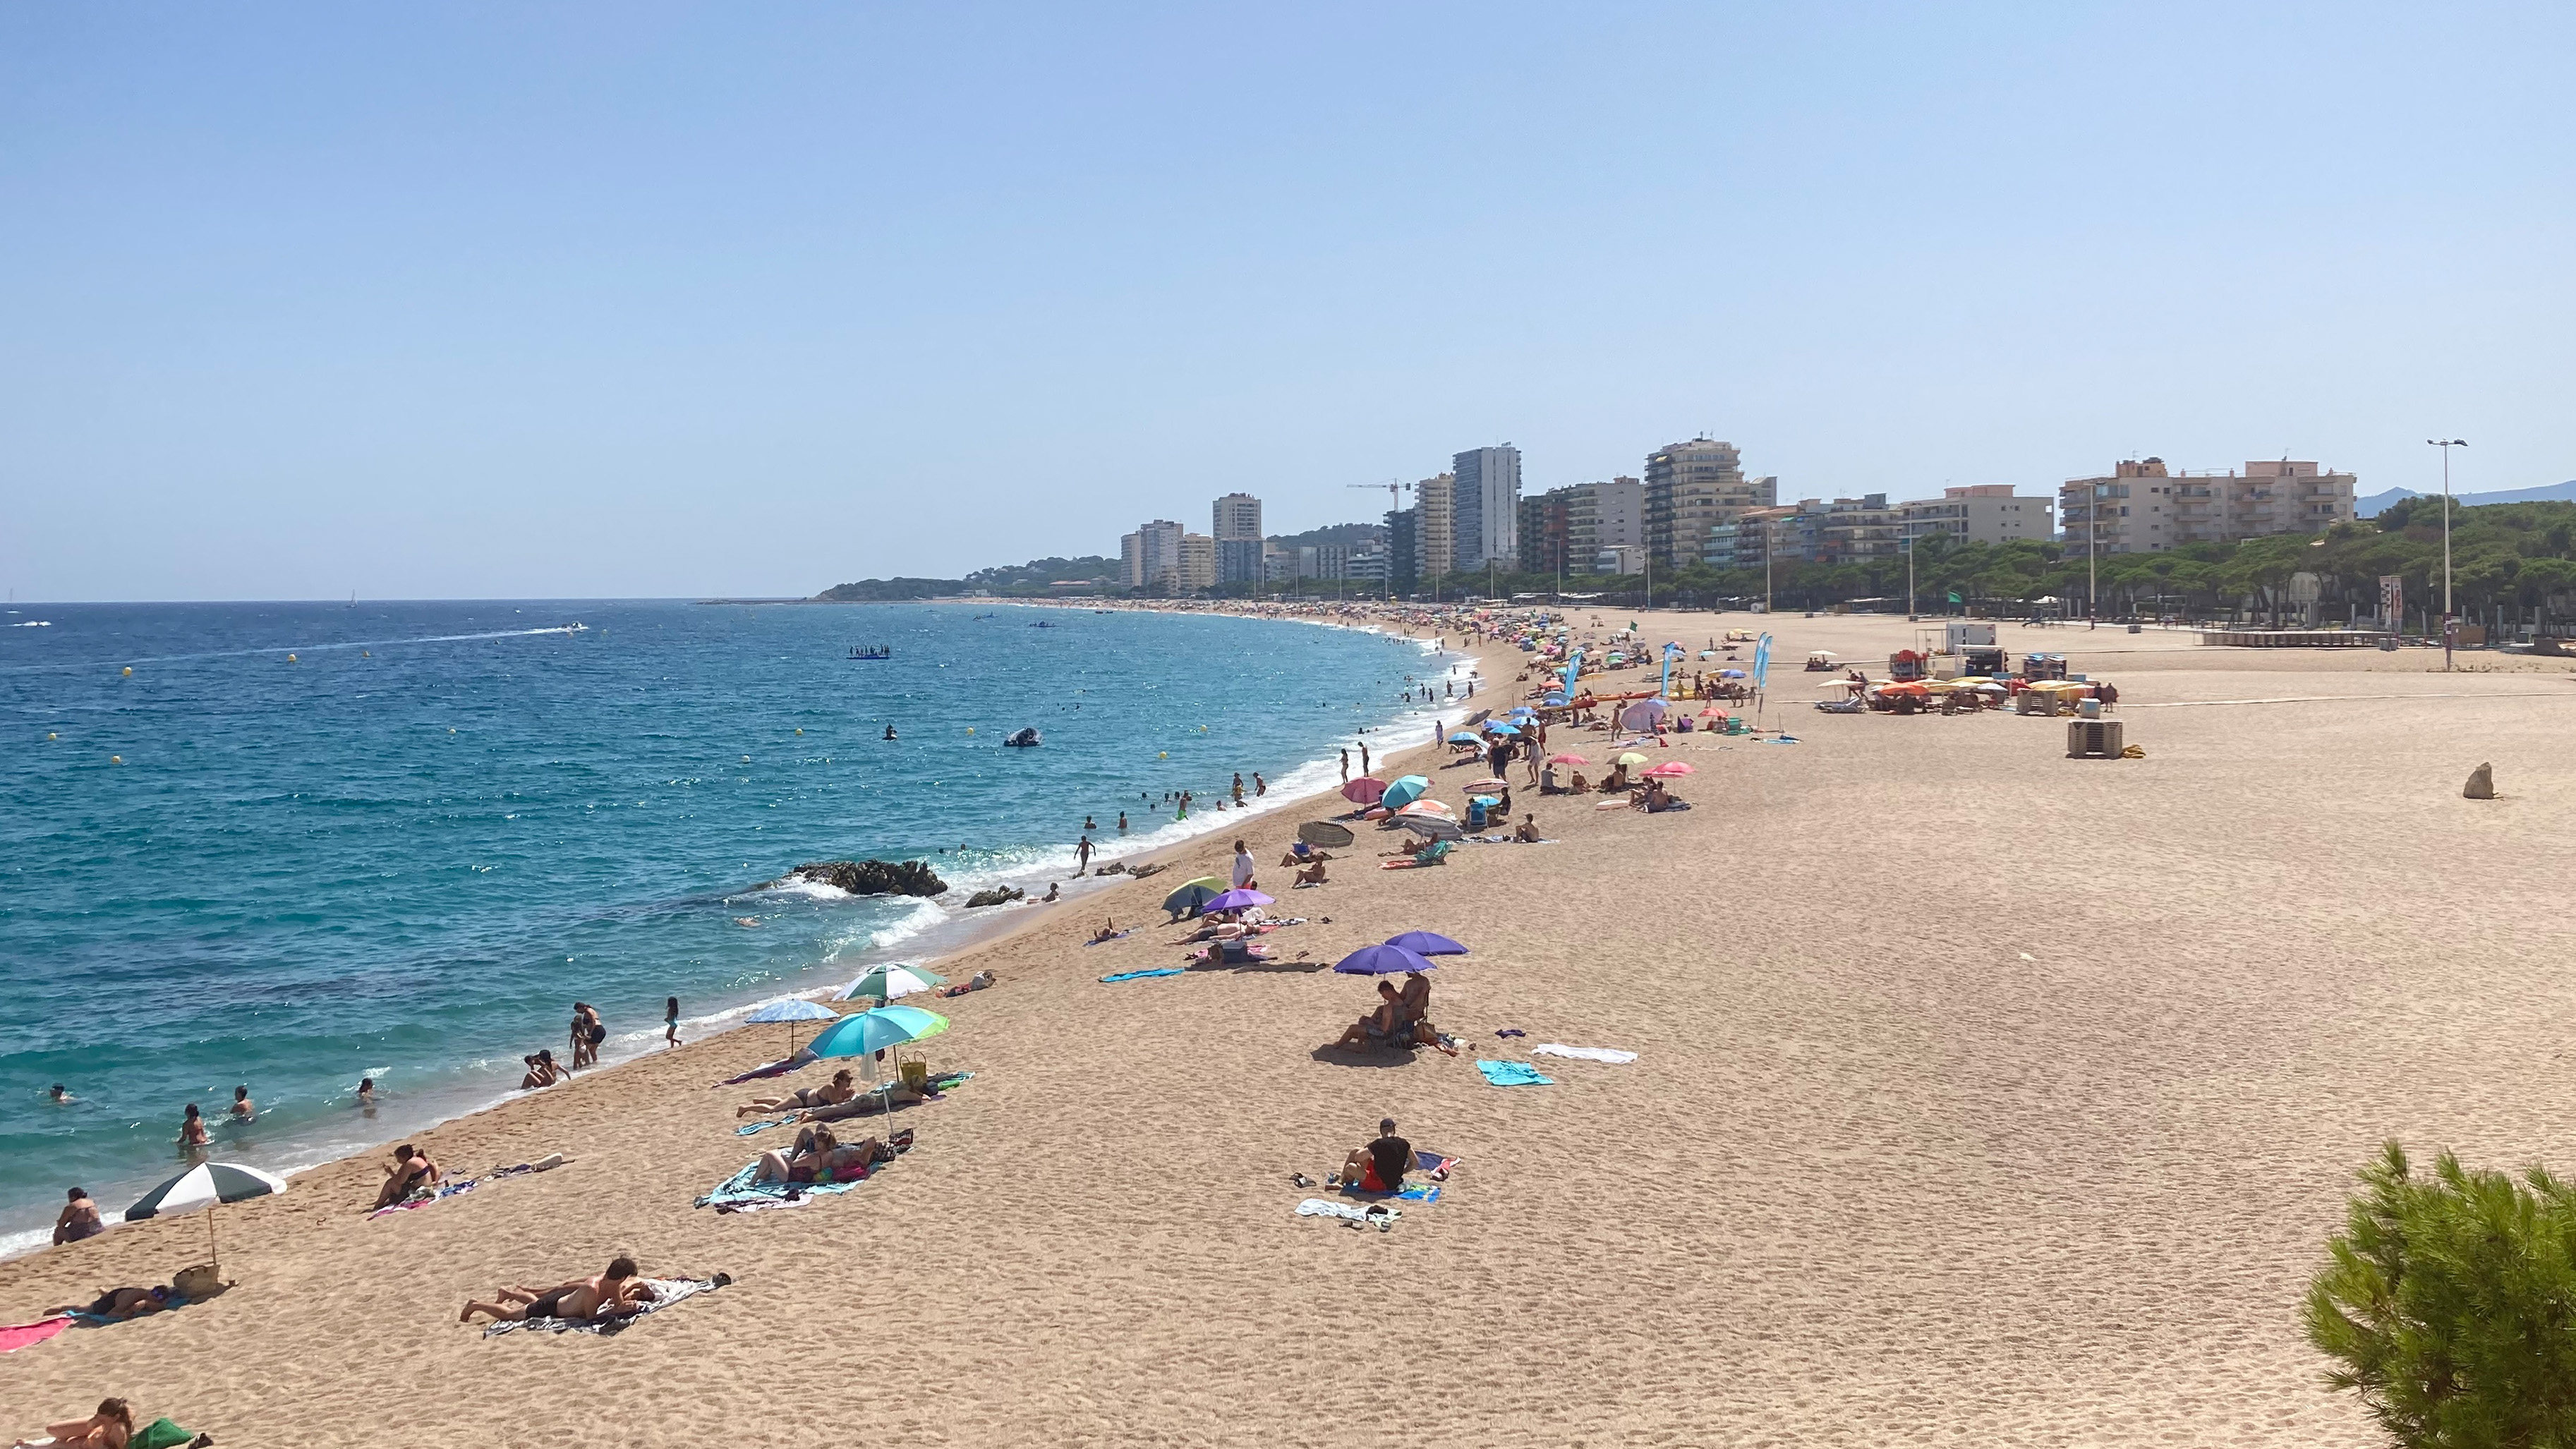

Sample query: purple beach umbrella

[1384,930,1468,957]
[1201,887,1274,914]
[1333,943,1436,976]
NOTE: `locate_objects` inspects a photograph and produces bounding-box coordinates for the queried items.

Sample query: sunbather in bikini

[794,1080,926,1121]
[737,1069,857,1117]
[751,1127,891,1184]
[17,1398,135,1449]
[49,1285,172,1320]
[460,1256,643,1324]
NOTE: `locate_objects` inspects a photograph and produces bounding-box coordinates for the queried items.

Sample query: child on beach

[665,997,682,1048]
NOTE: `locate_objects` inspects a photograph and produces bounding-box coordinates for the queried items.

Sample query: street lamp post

[1905,521,1917,622]
[2426,439,2467,668]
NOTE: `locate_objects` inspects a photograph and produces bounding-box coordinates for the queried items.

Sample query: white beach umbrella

[837,963,947,1002]
[126,1160,288,1267]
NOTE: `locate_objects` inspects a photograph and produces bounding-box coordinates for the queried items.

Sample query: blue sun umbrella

[1505,707,1536,718]
[1384,930,1468,956]
[1380,775,1432,811]
[806,1004,952,1103]
[1486,722,1520,735]
[1333,943,1435,976]
[744,996,840,1057]
[1447,732,1481,745]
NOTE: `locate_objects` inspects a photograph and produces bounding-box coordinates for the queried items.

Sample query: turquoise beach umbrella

[806,1004,949,1060]
[1381,775,1431,811]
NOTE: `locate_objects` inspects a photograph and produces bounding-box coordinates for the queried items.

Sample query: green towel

[131,1418,198,1449]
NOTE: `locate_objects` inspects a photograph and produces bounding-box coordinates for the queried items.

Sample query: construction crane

[1347,479,1409,601]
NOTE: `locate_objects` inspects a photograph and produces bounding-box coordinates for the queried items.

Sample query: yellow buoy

[110,755,123,764]
[121,667,133,677]
[1158,751,1168,759]
[449,728,458,734]
[49,732,59,740]
[795,727,804,735]
[966,727,974,734]
[742,755,751,763]
[287,654,298,662]
[362,650,371,657]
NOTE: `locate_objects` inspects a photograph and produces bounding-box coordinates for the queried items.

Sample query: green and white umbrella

[837,962,946,1002]
[126,1160,288,1266]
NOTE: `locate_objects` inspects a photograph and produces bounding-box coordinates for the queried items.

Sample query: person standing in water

[665,997,682,1048]
[178,1103,208,1151]
[1254,772,1266,797]
[230,1086,255,1122]
[1230,772,1245,805]
[1076,835,1094,875]
[1117,811,1128,833]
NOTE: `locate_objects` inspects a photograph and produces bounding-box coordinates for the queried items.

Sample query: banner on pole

[2379,576,2403,631]
[1751,633,1773,689]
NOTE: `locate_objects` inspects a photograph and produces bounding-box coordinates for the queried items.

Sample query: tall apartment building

[1211,492,1264,586]
[1815,494,1900,564]
[1412,473,1456,589]
[1566,477,1645,574]
[1177,533,1216,592]
[1518,488,1573,576]
[1897,486,2055,548]
[1451,446,1521,574]
[2059,458,2357,555]
[1120,519,1185,589]
[1645,440,1774,570]
[1384,508,1419,595]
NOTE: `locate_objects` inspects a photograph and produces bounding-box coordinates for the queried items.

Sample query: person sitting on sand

[53,1185,104,1246]
[1332,1119,1413,1194]
[1278,842,1329,868]
[738,1068,857,1117]
[1513,813,1542,842]
[1601,763,1630,793]
[1293,857,1329,887]
[375,1143,442,1208]
[1329,981,1408,1050]
[460,1256,645,1324]
[16,1397,135,1449]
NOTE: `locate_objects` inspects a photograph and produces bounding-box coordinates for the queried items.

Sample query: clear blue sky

[3,3,2568,601]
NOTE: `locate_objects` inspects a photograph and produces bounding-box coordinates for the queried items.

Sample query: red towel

[0,1316,71,1352]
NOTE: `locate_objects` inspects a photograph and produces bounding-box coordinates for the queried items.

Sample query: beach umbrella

[1202,887,1273,914]
[746,996,841,1057]
[1616,752,1650,766]
[1333,943,1435,976]
[1380,775,1432,811]
[1463,777,1508,792]
[1617,701,1664,731]
[1485,722,1520,736]
[1298,820,1355,848]
[806,1004,952,1104]
[1162,878,1227,918]
[1545,752,1589,765]
[1384,930,1468,956]
[1341,777,1389,804]
[1469,795,1500,806]
[1643,762,1694,778]
[1719,669,1746,679]
[1504,707,1536,719]
[837,963,946,1002]
[1446,732,1482,745]
[1394,799,1453,818]
[126,1160,287,1267]
[1396,814,1463,840]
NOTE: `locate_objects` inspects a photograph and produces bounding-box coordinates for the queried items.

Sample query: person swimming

[47,1084,73,1105]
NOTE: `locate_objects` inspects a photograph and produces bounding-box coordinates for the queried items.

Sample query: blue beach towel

[1474,1060,1554,1088]
[693,1160,869,1211]
[1082,931,1134,946]
[1099,968,1187,983]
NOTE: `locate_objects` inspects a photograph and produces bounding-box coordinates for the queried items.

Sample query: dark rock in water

[964,886,1026,909]
[773,859,948,897]
[2465,763,2496,800]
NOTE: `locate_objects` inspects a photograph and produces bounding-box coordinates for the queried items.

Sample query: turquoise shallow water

[0,600,1456,1253]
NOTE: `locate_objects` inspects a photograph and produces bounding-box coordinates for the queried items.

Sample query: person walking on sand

[1360,741,1372,775]
[1076,835,1094,875]
[1232,840,1257,890]
[665,997,682,1048]
[1339,748,1349,782]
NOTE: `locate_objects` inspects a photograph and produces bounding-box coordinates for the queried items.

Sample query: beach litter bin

[2066,720,2124,759]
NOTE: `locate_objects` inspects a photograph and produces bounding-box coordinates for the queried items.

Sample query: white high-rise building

[1120,519,1185,588]
[1451,445,1522,574]
[1211,492,1265,586]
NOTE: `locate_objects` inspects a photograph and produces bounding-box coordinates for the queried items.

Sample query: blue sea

[0,600,1457,1255]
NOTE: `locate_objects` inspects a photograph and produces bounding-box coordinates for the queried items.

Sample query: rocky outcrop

[2464,763,2496,800]
[771,859,948,897]
[964,886,1026,909]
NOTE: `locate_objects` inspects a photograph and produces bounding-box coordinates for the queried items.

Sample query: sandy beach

[8,610,2576,1446]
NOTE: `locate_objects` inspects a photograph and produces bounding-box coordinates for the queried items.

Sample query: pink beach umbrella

[1341,777,1389,804]
[1643,762,1694,779]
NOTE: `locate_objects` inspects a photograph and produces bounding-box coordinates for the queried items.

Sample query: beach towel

[369,1160,549,1217]
[1081,930,1133,946]
[0,1316,71,1353]
[1100,967,1186,983]
[483,1275,731,1338]
[128,1419,204,1449]
[1532,1044,1639,1065]
[735,1117,798,1136]
[1474,1060,1554,1088]
[1295,1198,1400,1227]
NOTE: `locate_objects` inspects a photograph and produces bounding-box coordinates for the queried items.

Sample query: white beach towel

[1295,1198,1398,1226]
[1531,1043,1638,1065]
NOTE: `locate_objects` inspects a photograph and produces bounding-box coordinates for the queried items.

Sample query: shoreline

[0,603,1478,1264]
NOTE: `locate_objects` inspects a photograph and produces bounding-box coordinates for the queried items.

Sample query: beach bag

[171,1263,225,1299]
[131,1417,200,1449]
[900,1059,928,1089]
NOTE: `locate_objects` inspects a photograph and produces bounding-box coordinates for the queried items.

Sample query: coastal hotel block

[2059,458,2358,554]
